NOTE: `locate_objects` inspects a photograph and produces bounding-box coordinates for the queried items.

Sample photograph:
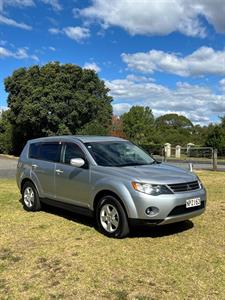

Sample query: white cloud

[41,0,62,11]
[49,26,90,42]
[49,46,56,51]
[0,0,34,11]
[122,47,225,77]
[113,103,132,116]
[219,78,225,93]
[107,76,225,125]
[48,27,61,34]
[84,62,101,72]
[63,26,90,42]
[0,14,32,30]
[30,54,39,61]
[0,0,33,30]
[79,0,225,37]
[0,0,62,11]
[0,46,38,60]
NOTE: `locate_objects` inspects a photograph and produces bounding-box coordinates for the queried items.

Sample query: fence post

[175,145,181,158]
[164,143,171,159]
[213,149,218,171]
[162,148,166,162]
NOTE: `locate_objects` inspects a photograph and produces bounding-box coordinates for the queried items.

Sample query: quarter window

[29,143,41,159]
[39,143,61,162]
[29,142,61,162]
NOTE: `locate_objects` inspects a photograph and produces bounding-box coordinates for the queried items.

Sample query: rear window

[29,142,61,162]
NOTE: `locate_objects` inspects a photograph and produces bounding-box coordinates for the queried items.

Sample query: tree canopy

[155,113,194,145]
[121,106,154,144]
[4,62,112,154]
[205,125,225,154]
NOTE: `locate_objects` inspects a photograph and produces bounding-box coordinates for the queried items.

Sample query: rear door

[29,141,62,199]
[54,142,91,207]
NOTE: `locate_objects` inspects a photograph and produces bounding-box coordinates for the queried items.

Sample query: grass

[0,172,225,299]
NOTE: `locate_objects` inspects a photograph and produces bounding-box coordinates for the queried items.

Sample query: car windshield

[84,141,155,167]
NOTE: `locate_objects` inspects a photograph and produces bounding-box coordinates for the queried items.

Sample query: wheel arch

[20,178,38,194]
[93,190,128,218]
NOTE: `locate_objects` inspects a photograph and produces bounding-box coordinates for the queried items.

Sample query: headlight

[196,176,203,189]
[131,182,173,196]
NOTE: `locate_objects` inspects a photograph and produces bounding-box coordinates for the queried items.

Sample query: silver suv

[17,136,206,238]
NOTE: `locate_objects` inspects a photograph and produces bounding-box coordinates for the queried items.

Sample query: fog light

[145,206,159,216]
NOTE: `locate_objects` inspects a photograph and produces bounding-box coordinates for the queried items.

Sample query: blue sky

[1,0,225,125]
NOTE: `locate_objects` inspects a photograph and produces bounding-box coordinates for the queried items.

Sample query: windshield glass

[84,141,155,167]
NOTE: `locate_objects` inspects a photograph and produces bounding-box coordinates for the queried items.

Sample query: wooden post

[213,149,217,171]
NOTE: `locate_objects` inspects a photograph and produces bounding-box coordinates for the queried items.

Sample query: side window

[63,143,85,164]
[29,143,41,159]
[39,143,61,162]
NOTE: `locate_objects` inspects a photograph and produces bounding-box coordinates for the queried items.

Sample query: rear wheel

[96,195,129,238]
[22,181,41,212]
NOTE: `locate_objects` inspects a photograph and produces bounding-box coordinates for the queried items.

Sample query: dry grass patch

[0,172,225,299]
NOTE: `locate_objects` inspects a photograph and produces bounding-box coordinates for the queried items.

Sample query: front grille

[168,201,205,217]
[168,181,200,193]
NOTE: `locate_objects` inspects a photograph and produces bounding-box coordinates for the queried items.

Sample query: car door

[29,141,62,199]
[54,142,91,208]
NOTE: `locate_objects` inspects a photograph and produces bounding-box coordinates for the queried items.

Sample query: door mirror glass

[70,158,85,168]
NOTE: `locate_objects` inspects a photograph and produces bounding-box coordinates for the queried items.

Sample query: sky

[1,0,225,125]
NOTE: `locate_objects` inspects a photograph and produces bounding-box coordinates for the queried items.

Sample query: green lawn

[0,172,225,299]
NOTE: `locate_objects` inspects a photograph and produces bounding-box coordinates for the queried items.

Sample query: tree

[4,62,112,154]
[155,113,194,145]
[0,110,13,153]
[220,115,225,129]
[121,106,154,144]
[77,121,108,135]
[110,115,126,138]
[205,125,225,154]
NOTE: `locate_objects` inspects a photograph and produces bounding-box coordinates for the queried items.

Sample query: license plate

[186,198,201,208]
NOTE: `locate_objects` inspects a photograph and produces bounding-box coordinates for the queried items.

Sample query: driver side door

[54,142,91,208]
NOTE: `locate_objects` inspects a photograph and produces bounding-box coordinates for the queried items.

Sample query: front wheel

[96,195,129,238]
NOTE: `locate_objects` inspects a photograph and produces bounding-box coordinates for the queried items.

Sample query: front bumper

[128,187,206,225]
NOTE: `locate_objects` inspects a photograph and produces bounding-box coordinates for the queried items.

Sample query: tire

[96,195,129,238]
[22,181,41,212]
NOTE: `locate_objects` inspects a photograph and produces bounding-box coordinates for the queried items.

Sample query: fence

[141,144,224,171]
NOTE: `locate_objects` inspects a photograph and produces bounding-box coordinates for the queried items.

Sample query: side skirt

[41,198,94,217]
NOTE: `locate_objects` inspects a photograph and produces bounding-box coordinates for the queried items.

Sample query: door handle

[56,169,64,174]
[32,164,38,169]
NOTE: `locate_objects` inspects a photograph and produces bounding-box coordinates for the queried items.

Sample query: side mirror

[70,158,85,168]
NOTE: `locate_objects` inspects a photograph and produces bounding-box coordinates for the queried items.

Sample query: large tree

[220,115,225,129]
[4,62,112,154]
[121,106,154,144]
[0,110,13,154]
[155,113,194,145]
[205,125,225,154]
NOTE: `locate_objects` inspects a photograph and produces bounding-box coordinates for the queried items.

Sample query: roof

[29,135,127,143]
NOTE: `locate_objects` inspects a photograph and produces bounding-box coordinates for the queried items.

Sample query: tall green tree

[155,113,194,145]
[220,115,225,129]
[0,110,13,154]
[4,62,112,154]
[121,106,154,144]
[205,125,225,154]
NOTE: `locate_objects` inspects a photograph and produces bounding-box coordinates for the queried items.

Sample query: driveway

[0,155,18,178]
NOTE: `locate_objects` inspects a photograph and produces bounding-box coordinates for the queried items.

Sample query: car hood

[100,163,197,184]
